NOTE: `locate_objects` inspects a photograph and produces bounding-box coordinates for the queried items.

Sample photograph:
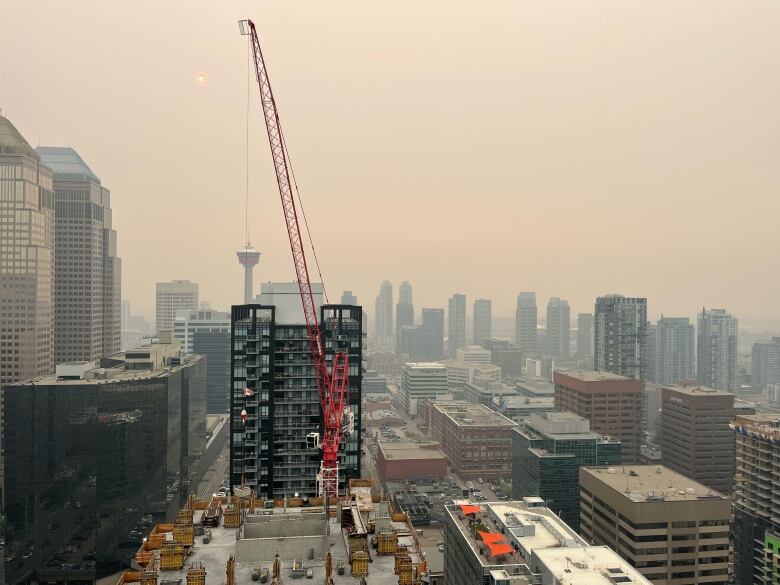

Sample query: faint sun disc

[196,72,208,85]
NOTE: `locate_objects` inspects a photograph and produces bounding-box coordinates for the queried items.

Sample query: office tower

[156,279,198,332]
[545,297,570,358]
[472,298,492,347]
[448,293,466,357]
[175,309,231,413]
[0,116,55,386]
[483,339,524,379]
[395,281,414,354]
[654,317,695,385]
[3,339,206,582]
[230,286,362,498]
[421,308,445,360]
[444,499,653,585]
[429,402,515,481]
[456,345,492,364]
[340,290,357,305]
[515,292,538,355]
[236,243,261,304]
[37,147,121,362]
[525,356,555,380]
[397,324,426,360]
[399,362,448,416]
[645,323,657,383]
[732,415,780,585]
[594,294,648,380]
[374,280,393,342]
[512,412,621,531]
[554,369,642,463]
[577,312,594,357]
[580,466,730,585]
[752,338,780,392]
[398,280,412,305]
[121,299,131,329]
[697,308,738,392]
[660,384,735,495]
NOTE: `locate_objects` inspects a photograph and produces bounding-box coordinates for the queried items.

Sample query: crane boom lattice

[239,19,349,499]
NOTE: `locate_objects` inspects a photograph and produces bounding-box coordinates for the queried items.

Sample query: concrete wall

[243,512,326,538]
[235,534,328,563]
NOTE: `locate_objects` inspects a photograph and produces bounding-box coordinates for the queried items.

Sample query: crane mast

[239,19,349,499]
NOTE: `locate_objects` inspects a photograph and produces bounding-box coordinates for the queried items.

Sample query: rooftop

[119,485,426,585]
[662,384,734,397]
[554,369,631,382]
[403,362,446,370]
[0,115,38,159]
[431,401,516,427]
[378,441,447,461]
[580,465,728,502]
[37,146,101,183]
[445,499,585,569]
[732,414,780,440]
[532,546,652,585]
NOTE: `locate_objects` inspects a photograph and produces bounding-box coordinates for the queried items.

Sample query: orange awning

[478,531,505,544]
[459,504,481,515]
[486,542,514,557]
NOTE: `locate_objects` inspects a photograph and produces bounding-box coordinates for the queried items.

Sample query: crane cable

[278,125,330,305]
[245,40,251,247]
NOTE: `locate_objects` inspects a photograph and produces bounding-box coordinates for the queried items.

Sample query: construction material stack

[223,496,242,528]
[160,543,185,571]
[174,508,195,547]
[186,563,206,585]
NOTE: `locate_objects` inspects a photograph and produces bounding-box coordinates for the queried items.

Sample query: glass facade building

[511,411,622,532]
[2,350,206,583]
[230,304,362,499]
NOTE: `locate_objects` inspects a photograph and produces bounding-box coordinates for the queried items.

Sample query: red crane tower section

[239,19,349,499]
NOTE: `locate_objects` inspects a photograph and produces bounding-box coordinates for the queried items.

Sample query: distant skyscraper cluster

[472,298,492,347]
[447,293,466,357]
[374,280,393,343]
[515,292,538,355]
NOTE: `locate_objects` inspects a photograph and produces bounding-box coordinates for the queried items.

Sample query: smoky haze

[2,1,778,319]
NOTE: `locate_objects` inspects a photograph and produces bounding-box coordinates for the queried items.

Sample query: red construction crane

[239,19,349,499]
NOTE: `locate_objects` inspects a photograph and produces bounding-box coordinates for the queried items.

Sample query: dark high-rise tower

[545,297,570,359]
[374,280,393,342]
[448,293,466,357]
[697,308,737,392]
[515,292,538,356]
[594,294,647,381]
[473,298,492,347]
[395,281,414,354]
[230,284,362,499]
[577,313,594,358]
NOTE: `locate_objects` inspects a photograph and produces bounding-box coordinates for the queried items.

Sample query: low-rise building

[463,379,517,406]
[428,401,515,481]
[525,356,554,380]
[580,465,730,585]
[442,360,502,387]
[514,376,554,398]
[376,441,448,481]
[399,362,448,417]
[444,498,652,585]
[493,395,555,423]
[456,345,492,364]
[512,412,621,531]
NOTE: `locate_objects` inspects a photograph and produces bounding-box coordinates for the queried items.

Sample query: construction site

[114,480,431,585]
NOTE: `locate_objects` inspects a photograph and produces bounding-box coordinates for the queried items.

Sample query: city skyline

[2,1,779,320]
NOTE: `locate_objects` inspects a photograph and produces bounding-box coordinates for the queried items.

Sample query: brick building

[428,401,516,481]
[554,369,643,463]
[375,441,448,481]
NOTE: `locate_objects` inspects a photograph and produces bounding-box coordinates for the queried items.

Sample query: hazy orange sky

[2,1,779,321]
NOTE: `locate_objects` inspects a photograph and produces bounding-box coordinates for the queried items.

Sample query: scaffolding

[159,543,185,570]
[226,556,236,585]
[140,558,158,585]
[186,563,206,585]
[351,550,369,576]
[224,497,242,528]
